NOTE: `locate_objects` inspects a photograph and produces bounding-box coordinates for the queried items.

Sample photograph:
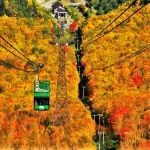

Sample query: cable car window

[34,97,49,105]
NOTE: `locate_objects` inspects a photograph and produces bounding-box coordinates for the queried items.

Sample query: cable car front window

[34,98,49,105]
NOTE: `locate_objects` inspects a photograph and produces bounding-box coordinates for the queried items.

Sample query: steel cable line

[0,35,37,66]
[83,3,148,46]
[101,3,147,37]
[0,59,35,73]
[97,44,150,70]
[0,44,32,65]
[83,0,138,45]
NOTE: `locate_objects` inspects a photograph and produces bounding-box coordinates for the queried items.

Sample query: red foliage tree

[68,74,72,78]
[119,127,130,140]
[132,74,143,86]
[64,46,70,52]
[108,107,129,125]
[69,21,77,33]
[8,98,13,103]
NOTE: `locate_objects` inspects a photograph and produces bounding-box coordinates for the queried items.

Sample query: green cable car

[34,80,50,111]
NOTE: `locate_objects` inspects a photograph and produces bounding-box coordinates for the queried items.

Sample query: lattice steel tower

[53,42,70,126]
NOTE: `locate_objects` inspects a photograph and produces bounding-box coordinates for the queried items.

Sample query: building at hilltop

[51,2,67,19]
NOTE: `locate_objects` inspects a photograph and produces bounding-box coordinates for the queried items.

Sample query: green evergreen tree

[90,6,97,14]
[99,0,109,7]
[110,0,118,8]
[88,0,128,15]
[32,0,38,15]
[118,0,127,3]
[98,7,104,15]
[91,0,99,8]
[104,3,113,13]
[87,8,92,17]
[0,0,42,18]
[0,0,5,15]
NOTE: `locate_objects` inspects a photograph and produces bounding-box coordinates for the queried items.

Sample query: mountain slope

[0,13,96,150]
[81,2,150,149]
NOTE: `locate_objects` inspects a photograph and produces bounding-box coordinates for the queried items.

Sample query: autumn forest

[0,0,150,150]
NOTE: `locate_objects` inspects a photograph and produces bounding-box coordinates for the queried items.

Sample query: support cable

[0,59,35,73]
[97,44,150,70]
[84,0,138,45]
[0,35,37,66]
[0,44,32,65]
[83,3,148,46]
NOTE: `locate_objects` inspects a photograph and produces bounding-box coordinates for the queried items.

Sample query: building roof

[51,2,63,10]
[56,6,67,13]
